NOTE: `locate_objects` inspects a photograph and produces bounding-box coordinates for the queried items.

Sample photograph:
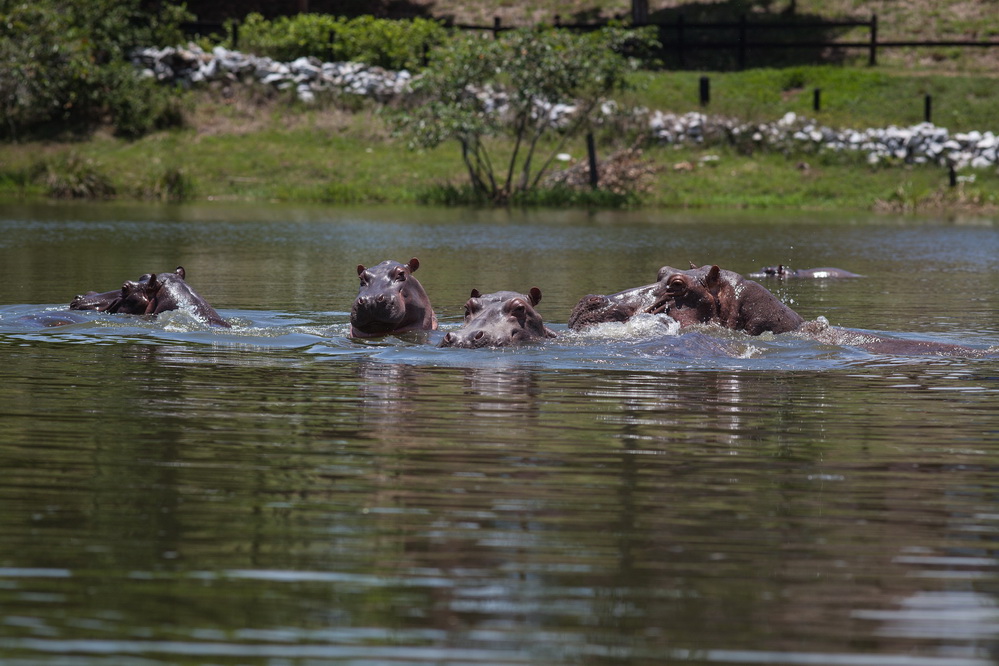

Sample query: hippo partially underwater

[70,267,229,328]
[570,264,803,336]
[569,262,992,357]
[351,257,437,338]
[439,288,557,348]
[747,265,863,279]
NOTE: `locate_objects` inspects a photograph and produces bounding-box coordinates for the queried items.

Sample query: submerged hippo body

[351,258,437,338]
[439,288,557,348]
[748,265,863,279]
[570,264,804,336]
[71,267,228,327]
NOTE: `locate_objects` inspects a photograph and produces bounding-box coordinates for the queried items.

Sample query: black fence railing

[181,14,999,69]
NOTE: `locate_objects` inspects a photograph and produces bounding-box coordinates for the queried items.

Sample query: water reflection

[1,205,998,665]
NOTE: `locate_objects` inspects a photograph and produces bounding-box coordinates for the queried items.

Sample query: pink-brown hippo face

[351,257,437,338]
[655,264,804,335]
[439,288,556,349]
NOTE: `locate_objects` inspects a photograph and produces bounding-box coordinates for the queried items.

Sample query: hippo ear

[705,265,722,288]
[408,257,420,273]
[356,264,366,276]
[470,289,481,298]
[528,287,542,306]
[689,261,698,269]
[175,266,185,279]
[146,274,160,291]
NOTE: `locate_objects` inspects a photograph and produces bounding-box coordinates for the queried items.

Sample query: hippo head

[111,268,186,316]
[567,280,672,330]
[439,288,556,348]
[111,267,229,327]
[69,288,123,312]
[351,257,437,338]
[656,264,803,335]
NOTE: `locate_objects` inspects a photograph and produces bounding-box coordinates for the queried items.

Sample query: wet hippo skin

[350,257,437,338]
[439,288,556,348]
[569,263,803,336]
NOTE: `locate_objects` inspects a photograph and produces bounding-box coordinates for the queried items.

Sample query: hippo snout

[439,329,489,349]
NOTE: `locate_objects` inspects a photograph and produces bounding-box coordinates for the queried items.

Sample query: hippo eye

[666,277,686,293]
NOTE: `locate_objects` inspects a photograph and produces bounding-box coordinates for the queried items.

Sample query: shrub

[36,153,117,199]
[0,0,190,140]
[237,13,448,70]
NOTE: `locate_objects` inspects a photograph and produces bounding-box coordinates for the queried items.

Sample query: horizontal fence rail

[180,13,999,69]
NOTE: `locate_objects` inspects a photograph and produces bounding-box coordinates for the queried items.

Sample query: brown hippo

[351,257,437,338]
[569,264,803,336]
[747,265,863,279]
[439,288,557,348]
[570,263,993,357]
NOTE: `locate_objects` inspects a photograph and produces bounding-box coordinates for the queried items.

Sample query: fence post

[699,76,710,106]
[738,14,747,69]
[586,132,599,189]
[868,14,878,66]
[924,94,933,123]
[231,20,240,49]
[813,88,821,112]
[493,16,501,39]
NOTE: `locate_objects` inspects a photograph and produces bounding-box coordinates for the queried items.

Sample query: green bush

[35,153,117,199]
[0,0,190,140]
[237,13,448,70]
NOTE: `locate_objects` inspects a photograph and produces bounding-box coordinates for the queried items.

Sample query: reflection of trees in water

[12,346,999,658]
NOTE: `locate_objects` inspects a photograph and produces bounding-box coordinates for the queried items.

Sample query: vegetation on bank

[2,1,999,212]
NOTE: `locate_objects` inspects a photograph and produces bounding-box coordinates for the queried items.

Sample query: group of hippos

[68,258,994,357]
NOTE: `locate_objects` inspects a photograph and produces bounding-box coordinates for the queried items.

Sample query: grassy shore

[2,66,998,212]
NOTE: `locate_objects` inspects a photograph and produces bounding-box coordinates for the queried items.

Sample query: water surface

[1,202,997,665]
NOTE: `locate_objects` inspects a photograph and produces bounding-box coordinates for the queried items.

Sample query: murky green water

[1,202,998,665]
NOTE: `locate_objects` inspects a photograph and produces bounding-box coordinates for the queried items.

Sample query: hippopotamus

[71,267,229,327]
[351,257,437,338]
[69,289,124,312]
[570,264,804,336]
[747,265,863,279]
[439,288,557,348]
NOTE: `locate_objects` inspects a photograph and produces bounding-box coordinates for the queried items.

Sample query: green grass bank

[2,66,998,212]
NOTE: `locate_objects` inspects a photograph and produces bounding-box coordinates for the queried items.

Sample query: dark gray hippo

[351,257,437,338]
[71,267,228,327]
[747,265,863,279]
[569,264,803,336]
[69,289,123,312]
[116,267,230,327]
[439,288,557,348]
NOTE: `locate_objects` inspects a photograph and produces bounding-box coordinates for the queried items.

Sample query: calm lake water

[1,201,998,665]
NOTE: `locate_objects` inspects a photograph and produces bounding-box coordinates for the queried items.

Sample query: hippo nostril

[376,294,385,303]
[474,331,484,340]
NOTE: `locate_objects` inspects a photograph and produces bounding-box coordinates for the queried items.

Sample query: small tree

[395,26,656,204]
